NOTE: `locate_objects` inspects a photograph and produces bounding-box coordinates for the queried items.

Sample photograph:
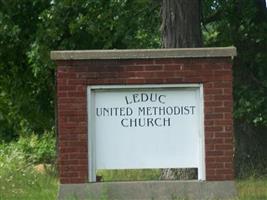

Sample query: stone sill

[58,180,237,200]
[51,47,236,60]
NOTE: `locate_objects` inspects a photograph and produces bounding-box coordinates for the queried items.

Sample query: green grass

[1,136,267,200]
[97,170,267,200]
[1,169,267,200]
[97,169,161,181]
[97,171,267,200]
[236,178,267,200]
[0,136,58,200]
[0,168,58,200]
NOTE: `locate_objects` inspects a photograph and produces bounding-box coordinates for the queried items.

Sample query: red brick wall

[55,57,234,183]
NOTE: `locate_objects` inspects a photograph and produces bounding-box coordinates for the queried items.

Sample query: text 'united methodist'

[95,93,196,128]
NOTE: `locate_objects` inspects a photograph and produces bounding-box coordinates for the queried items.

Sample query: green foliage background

[0,0,161,141]
[0,134,57,199]
[0,0,266,177]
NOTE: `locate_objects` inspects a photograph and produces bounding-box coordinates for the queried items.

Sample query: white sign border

[87,84,205,182]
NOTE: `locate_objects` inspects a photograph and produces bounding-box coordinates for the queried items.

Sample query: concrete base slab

[58,180,237,200]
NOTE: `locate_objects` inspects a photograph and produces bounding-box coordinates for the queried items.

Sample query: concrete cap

[51,47,236,60]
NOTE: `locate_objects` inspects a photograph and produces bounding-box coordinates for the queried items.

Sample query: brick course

[55,57,234,184]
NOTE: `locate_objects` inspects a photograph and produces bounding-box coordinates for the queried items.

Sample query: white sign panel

[88,85,204,180]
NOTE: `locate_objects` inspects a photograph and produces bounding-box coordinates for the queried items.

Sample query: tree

[160,0,267,179]
[0,0,161,141]
[202,0,267,177]
[160,0,202,180]
[161,0,202,48]
[0,0,53,141]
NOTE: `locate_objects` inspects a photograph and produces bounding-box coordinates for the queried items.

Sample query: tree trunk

[160,0,202,180]
[161,0,202,48]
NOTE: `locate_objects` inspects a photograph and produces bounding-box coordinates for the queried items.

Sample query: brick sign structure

[51,47,237,200]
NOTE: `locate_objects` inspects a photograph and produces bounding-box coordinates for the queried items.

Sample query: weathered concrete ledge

[58,181,237,200]
[51,47,236,60]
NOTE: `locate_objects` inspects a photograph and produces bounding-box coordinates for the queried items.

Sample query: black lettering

[138,107,145,115]
[150,93,157,102]
[133,94,140,103]
[126,107,133,116]
[121,119,128,127]
[147,118,154,127]
[119,107,125,116]
[163,118,171,126]
[166,106,173,115]
[114,107,119,116]
[159,95,166,104]
[130,118,138,127]
[125,96,132,104]
[141,93,149,102]
[103,108,110,116]
[121,117,173,128]
[154,118,162,127]
[96,108,102,116]
[174,106,180,115]
[158,107,165,115]
[184,106,190,115]
[139,118,146,127]
[190,106,196,114]
[146,107,153,115]
[181,106,184,115]
[152,107,158,115]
